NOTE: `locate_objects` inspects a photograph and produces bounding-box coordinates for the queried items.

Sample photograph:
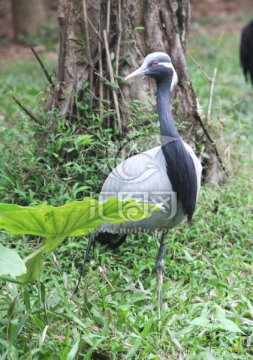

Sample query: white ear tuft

[159,62,178,91]
[170,65,178,91]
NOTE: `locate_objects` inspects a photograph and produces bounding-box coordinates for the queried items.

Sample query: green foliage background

[0,11,253,360]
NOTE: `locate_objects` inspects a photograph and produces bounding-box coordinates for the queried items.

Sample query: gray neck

[157,81,180,142]
[156,80,198,222]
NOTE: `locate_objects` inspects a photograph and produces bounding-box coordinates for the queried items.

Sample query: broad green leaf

[0,204,33,213]
[0,197,159,283]
[0,197,156,238]
[0,245,26,277]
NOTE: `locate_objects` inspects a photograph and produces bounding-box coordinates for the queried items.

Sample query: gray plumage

[84,52,202,312]
[91,52,202,248]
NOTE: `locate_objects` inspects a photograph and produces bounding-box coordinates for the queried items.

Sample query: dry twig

[98,27,104,118]
[206,67,218,122]
[103,29,122,133]
[106,0,111,35]
[187,50,211,81]
[12,96,43,125]
[82,0,94,95]
[115,0,122,78]
[187,51,225,172]
[30,47,54,88]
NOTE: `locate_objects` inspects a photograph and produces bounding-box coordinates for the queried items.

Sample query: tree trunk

[12,0,46,39]
[51,0,225,184]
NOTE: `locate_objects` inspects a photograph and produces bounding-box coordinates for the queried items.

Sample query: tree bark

[11,0,46,39]
[52,0,225,184]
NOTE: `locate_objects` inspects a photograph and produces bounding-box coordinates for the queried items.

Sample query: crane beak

[125,65,147,81]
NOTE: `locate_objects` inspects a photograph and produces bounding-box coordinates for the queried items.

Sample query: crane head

[125,52,178,91]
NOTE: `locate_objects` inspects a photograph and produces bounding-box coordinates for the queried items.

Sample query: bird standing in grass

[85,52,202,314]
[240,19,253,86]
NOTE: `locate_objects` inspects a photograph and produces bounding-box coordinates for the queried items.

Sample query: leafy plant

[1,9,253,359]
[0,244,26,277]
[0,198,157,283]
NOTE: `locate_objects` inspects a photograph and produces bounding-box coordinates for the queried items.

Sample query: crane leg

[74,232,96,294]
[156,233,167,319]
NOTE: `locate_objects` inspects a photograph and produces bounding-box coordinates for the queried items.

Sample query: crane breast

[97,143,201,234]
[100,146,173,196]
[101,143,201,197]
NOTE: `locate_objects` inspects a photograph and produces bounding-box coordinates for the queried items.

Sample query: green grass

[0,12,253,360]
[0,58,55,123]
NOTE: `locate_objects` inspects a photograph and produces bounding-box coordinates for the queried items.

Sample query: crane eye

[152,61,159,67]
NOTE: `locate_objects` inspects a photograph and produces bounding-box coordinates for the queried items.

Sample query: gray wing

[85,143,201,259]
[100,146,172,200]
[98,146,182,234]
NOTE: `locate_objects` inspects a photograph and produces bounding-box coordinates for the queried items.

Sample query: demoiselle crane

[85,52,202,313]
[240,19,253,86]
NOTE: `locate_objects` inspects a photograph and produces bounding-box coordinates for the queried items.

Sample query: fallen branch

[12,96,43,125]
[30,47,54,88]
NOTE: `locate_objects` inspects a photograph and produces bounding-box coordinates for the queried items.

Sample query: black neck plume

[157,80,198,222]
